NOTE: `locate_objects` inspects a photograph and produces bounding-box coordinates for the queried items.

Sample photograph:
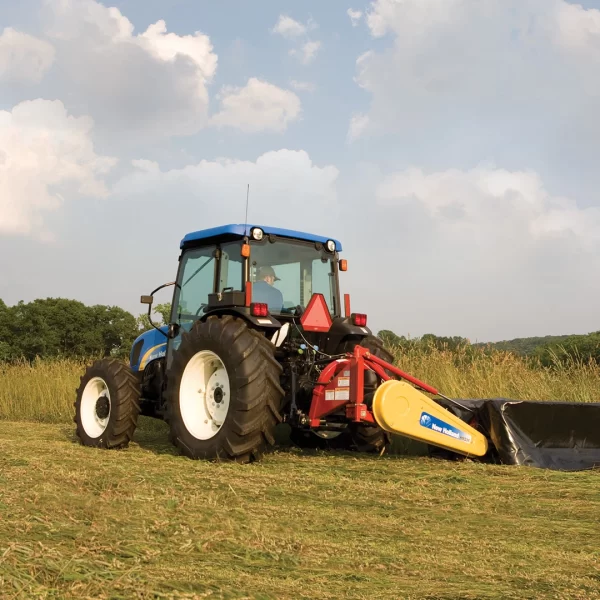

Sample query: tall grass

[0,345,598,424]
[0,358,85,423]
[389,343,600,402]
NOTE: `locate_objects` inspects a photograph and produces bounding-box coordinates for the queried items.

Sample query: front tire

[166,315,284,462]
[74,359,141,449]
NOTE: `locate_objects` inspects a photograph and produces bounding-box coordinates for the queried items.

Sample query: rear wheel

[74,359,141,449]
[166,315,284,462]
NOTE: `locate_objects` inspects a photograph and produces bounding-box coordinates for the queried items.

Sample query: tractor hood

[130,327,168,372]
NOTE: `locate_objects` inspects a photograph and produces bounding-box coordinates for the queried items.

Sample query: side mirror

[142,281,178,338]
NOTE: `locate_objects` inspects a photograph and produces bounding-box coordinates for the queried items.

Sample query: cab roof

[181,224,342,251]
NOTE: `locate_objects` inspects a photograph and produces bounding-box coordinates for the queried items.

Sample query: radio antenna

[244,183,250,236]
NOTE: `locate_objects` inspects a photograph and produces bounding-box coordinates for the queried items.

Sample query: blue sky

[1,0,600,342]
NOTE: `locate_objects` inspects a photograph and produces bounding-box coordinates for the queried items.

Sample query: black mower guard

[431,398,600,471]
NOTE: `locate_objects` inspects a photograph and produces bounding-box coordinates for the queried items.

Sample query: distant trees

[379,328,600,367]
[377,330,470,353]
[476,335,571,356]
[2,296,599,368]
[136,303,172,331]
[0,298,141,361]
[532,332,600,366]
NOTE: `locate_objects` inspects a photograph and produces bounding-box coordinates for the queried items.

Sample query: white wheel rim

[80,376,111,438]
[180,350,231,440]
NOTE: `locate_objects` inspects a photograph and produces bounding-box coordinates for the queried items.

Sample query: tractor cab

[129,223,367,391]
[173,224,343,324]
[131,224,360,374]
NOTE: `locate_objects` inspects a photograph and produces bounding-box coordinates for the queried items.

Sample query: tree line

[379,329,600,366]
[0,298,170,362]
[2,297,598,366]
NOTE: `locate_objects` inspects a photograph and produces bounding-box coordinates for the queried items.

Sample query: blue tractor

[74,224,394,461]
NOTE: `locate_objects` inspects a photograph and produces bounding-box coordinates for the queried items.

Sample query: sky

[1,0,600,343]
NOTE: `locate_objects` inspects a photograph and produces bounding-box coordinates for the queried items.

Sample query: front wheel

[166,315,284,462]
[74,359,141,449]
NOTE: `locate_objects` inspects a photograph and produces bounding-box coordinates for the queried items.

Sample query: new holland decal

[419,412,472,443]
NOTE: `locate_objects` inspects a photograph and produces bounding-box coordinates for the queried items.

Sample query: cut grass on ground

[0,418,599,600]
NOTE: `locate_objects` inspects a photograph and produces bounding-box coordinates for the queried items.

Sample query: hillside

[474,335,573,356]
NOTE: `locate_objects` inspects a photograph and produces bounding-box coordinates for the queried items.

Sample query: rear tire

[166,315,284,462]
[74,359,141,449]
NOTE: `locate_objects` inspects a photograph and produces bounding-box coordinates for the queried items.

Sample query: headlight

[326,239,336,252]
[251,227,264,241]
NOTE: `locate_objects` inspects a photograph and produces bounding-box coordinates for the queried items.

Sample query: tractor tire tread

[74,358,141,450]
[166,315,283,463]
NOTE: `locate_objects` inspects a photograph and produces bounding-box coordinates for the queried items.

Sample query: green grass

[0,420,598,599]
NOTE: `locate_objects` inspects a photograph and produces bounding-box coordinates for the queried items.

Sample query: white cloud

[290,80,316,92]
[347,113,370,142]
[376,166,600,248]
[336,163,600,341]
[272,14,321,65]
[138,19,217,80]
[210,78,301,133]
[354,0,600,178]
[347,9,363,27]
[272,15,307,38]
[113,150,340,234]
[0,27,55,83]
[42,0,217,138]
[291,40,322,65]
[554,1,600,52]
[0,100,115,240]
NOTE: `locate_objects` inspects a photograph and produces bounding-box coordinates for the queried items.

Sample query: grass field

[0,348,599,598]
[1,419,599,599]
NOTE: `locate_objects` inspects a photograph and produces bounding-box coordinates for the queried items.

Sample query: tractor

[74,224,407,461]
[73,223,600,470]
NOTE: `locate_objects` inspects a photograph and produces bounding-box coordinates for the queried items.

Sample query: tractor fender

[130,326,168,373]
[322,317,373,355]
[200,307,282,330]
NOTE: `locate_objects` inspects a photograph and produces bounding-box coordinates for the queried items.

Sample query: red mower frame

[308,345,442,427]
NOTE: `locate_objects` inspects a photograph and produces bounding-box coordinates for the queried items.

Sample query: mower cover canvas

[432,398,600,471]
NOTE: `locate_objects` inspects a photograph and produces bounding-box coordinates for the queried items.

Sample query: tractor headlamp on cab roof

[326,239,336,252]
[250,227,264,241]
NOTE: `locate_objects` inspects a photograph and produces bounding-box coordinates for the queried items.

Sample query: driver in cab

[252,266,283,313]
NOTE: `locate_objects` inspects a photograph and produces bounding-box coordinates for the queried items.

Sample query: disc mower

[74,224,600,470]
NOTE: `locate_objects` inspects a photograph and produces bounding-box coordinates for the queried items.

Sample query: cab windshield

[171,238,339,323]
[250,239,338,315]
